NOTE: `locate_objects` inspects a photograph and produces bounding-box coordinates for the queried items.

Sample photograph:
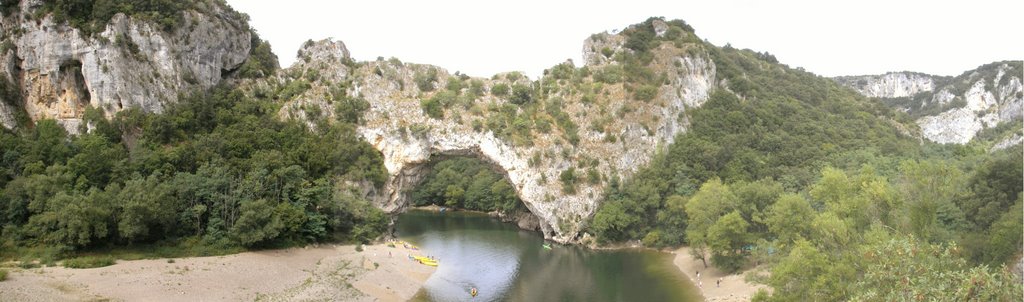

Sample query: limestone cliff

[274,19,716,242]
[0,0,251,132]
[835,62,1023,145]
[835,72,937,98]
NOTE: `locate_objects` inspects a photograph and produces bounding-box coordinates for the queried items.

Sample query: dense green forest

[410,157,523,214]
[588,18,1023,300]
[0,84,389,262]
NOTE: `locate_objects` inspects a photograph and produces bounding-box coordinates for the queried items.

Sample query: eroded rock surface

[0,1,251,132]
[280,24,716,242]
[836,62,1023,144]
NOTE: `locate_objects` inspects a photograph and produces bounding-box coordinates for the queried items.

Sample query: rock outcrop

[835,72,936,98]
[836,62,1023,144]
[0,0,251,132]
[277,19,715,242]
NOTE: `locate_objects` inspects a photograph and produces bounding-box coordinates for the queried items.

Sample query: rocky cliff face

[835,62,1023,145]
[275,20,715,242]
[0,0,251,132]
[835,72,937,98]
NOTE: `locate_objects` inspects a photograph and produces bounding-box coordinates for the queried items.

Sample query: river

[396,209,702,302]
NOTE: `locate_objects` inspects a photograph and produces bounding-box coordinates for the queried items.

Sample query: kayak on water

[543,243,552,250]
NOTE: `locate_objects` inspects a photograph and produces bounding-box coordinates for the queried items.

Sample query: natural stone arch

[361,128,560,238]
[280,36,718,243]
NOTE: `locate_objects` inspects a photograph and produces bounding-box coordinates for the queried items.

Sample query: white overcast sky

[225,0,1022,79]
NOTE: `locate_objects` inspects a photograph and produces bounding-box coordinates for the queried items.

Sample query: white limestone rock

[0,2,251,132]
[837,63,1023,144]
[837,72,935,98]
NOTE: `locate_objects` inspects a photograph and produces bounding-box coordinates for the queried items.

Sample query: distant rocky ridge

[835,62,1023,145]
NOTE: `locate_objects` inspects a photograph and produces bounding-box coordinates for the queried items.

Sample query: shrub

[415,68,438,92]
[237,32,279,79]
[634,85,658,101]
[446,76,464,92]
[587,168,601,184]
[491,83,510,97]
[469,80,485,98]
[0,269,7,281]
[420,97,444,119]
[510,84,533,105]
[594,66,624,83]
[63,256,116,269]
[601,47,614,58]
[506,72,523,82]
[560,168,578,194]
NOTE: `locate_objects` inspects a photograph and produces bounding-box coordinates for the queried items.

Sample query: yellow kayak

[419,259,438,266]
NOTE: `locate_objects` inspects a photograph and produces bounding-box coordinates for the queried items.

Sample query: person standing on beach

[717,278,721,287]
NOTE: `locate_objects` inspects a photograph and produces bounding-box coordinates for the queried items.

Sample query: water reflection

[398,210,700,302]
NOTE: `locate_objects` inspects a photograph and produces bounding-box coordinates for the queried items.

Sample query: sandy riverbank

[673,247,768,302]
[0,243,436,302]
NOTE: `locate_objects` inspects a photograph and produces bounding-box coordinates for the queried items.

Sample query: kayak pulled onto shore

[413,255,439,266]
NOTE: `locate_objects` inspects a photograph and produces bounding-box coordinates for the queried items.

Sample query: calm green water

[397,210,702,302]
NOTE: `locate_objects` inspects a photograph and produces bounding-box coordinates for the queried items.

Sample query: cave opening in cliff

[58,59,91,109]
[404,154,542,232]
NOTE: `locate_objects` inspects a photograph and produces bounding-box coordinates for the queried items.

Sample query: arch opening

[381,148,548,236]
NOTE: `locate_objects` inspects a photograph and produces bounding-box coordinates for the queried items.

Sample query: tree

[765,240,832,301]
[685,178,736,267]
[21,120,72,167]
[443,185,465,208]
[231,199,283,246]
[25,187,115,250]
[808,167,856,210]
[652,194,688,246]
[117,172,175,242]
[809,211,854,253]
[590,201,641,243]
[897,159,964,241]
[67,133,125,188]
[732,179,783,234]
[981,198,1022,265]
[851,237,1023,301]
[706,211,751,272]
[765,193,813,248]
[959,151,1023,230]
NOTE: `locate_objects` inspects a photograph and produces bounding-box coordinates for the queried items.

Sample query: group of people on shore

[694,271,723,289]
